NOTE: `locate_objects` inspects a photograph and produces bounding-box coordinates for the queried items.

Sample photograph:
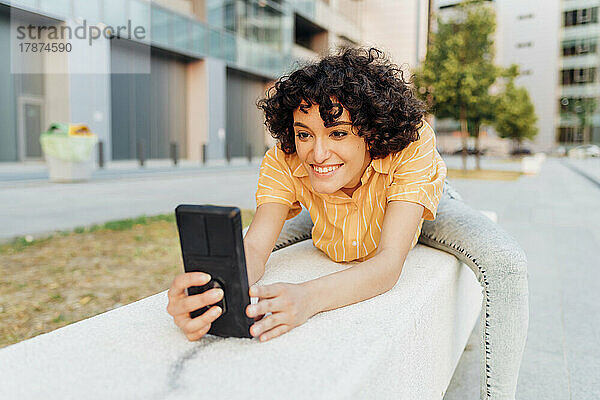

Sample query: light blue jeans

[271,178,529,400]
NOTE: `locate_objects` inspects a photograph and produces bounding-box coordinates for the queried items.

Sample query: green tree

[414,0,499,170]
[494,76,538,151]
[468,64,519,168]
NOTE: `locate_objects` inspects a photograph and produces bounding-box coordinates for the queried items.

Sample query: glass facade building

[0,0,365,163]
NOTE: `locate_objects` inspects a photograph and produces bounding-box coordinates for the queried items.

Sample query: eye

[331,131,347,139]
[296,131,310,140]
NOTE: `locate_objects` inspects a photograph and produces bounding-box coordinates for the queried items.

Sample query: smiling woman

[166,46,529,400]
[254,115,445,262]
[292,102,372,198]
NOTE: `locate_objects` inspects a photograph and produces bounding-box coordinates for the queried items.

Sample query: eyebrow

[293,121,352,129]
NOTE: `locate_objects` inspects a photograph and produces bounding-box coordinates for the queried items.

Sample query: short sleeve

[386,121,447,220]
[255,145,302,220]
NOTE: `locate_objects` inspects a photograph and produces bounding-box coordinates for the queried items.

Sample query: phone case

[175,204,253,338]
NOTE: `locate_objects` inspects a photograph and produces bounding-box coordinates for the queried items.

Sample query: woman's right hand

[166,272,224,341]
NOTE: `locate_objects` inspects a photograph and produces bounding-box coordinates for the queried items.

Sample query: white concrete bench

[0,217,490,399]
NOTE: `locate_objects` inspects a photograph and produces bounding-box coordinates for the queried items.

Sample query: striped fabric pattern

[255,120,448,263]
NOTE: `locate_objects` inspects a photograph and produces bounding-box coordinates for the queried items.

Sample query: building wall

[362,0,429,72]
[110,41,188,160]
[0,6,17,162]
[559,0,600,144]
[495,0,561,151]
[10,9,71,161]
[226,68,267,159]
[186,59,208,161]
[206,57,227,161]
[67,17,111,162]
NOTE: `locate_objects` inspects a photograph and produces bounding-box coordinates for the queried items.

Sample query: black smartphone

[175,204,253,338]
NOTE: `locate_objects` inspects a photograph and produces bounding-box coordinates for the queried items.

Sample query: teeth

[314,164,341,173]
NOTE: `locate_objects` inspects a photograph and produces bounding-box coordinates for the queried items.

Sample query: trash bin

[40,123,99,182]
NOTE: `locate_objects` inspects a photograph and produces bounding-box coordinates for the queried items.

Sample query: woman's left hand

[246,282,315,342]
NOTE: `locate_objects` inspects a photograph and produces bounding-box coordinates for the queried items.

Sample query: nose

[312,137,330,164]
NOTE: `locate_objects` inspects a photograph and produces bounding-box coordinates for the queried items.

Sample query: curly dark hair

[256,47,427,159]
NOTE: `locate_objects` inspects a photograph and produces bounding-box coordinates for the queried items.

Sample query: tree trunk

[460,105,468,171]
[427,0,433,51]
[584,124,591,144]
[475,122,481,170]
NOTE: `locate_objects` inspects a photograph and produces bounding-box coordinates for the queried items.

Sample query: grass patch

[0,214,179,255]
[0,209,255,349]
[447,168,522,181]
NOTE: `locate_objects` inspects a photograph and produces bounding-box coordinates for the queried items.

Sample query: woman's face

[292,100,371,197]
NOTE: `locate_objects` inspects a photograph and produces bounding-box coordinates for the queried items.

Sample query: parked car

[567,144,600,159]
[510,148,532,156]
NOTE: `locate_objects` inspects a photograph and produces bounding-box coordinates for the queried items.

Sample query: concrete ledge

[0,237,483,399]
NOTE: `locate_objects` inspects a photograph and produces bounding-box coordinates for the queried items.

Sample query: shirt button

[352,240,357,246]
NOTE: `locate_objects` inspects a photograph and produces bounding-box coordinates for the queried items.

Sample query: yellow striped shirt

[255,120,447,262]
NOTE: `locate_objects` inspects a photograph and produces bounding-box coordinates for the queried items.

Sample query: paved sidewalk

[0,158,262,186]
[561,158,600,187]
[444,157,600,400]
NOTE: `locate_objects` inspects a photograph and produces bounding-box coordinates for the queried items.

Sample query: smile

[311,164,343,176]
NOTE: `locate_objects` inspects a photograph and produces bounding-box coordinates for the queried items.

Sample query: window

[557,126,584,143]
[564,7,599,26]
[563,39,598,57]
[580,8,590,23]
[564,10,576,26]
[561,68,597,85]
[575,68,589,83]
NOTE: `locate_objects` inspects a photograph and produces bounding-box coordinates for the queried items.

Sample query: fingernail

[213,307,222,316]
[214,289,224,298]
